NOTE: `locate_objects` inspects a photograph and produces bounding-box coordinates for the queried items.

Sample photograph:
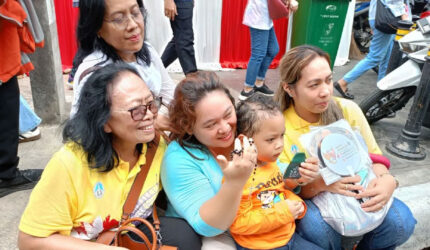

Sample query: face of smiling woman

[98,0,145,62]
[104,71,155,150]
[192,90,237,151]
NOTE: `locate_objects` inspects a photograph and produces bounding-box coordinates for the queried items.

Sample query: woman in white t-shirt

[70,0,175,132]
[239,0,298,100]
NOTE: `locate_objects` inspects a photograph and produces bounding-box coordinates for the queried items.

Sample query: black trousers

[0,76,20,179]
[133,216,202,250]
[161,1,197,75]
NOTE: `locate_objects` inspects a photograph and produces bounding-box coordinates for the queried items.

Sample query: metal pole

[387,46,430,160]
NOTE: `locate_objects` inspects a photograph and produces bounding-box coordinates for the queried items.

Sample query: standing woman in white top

[71,0,175,131]
[239,0,298,100]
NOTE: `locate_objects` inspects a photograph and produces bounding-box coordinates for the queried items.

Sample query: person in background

[231,93,322,250]
[0,0,44,198]
[274,45,416,249]
[334,0,410,99]
[239,0,298,100]
[19,95,42,143]
[71,0,175,132]
[18,63,201,249]
[161,0,197,76]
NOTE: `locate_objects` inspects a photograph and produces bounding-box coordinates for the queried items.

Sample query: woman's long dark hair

[76,0,150,67]
[63,63,142,172]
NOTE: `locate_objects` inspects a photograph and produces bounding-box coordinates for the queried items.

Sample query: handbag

[311,169,393,236]
[267,0,290,20]
[375,0,401,34]
[96,134,177,250]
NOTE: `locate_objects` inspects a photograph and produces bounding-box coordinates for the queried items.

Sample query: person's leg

[0,76,20,180]
[275,232,324,250]
[0,77,43,198]
[19,95,41,134]
[341,20,394,85]
[172,1,197,75]
[356,198,416,250]
[136,216,202,250]
[256,27,279,82]
[239,27,270,100]
[161,38,178,69]
[245,27,270,88]
[295,200,342,250]
[377,35,394,81]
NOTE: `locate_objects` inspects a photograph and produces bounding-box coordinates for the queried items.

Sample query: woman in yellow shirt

[18,63,200,249]
[274,45,416,249]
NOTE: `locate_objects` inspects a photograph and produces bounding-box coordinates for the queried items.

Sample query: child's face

[253,113,285,163]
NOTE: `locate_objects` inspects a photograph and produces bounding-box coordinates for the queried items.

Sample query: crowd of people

[0,0,417,249]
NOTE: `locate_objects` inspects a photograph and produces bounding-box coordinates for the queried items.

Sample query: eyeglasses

[113,97,162,121]
[104,7,145,30]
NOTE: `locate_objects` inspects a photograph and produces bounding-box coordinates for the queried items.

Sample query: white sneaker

[19,127,41,143]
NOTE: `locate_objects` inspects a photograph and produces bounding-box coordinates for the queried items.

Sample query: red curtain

[220,0,289,69]
[53,0,79,70]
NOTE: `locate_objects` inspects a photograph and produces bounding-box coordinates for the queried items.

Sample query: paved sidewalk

[1,60,429,249]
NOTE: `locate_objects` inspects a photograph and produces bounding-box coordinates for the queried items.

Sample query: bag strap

[121,133,160,222]
[78,65,103,84]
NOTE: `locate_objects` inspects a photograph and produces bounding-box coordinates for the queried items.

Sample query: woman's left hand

[356,174,397,212]
[289,0,299,12]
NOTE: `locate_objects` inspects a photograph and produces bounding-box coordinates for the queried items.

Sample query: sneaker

[238,89,256,101]
[19,127,41,143]
[0,169,43,198]
[254,84,274,96]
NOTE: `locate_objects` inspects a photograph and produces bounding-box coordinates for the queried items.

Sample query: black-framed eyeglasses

[120,97,162,121]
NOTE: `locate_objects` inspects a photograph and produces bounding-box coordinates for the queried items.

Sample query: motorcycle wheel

[359,87,416,124]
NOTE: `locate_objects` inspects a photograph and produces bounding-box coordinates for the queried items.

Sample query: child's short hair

[236,93,282,137]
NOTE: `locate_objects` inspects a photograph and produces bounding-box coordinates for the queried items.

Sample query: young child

[231,94,322,250]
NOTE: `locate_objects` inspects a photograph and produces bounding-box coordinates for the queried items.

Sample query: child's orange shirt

[230,161,306,249]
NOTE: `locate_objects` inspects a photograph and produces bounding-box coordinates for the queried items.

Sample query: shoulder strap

[78,65,102,84]
[121,133,161,222]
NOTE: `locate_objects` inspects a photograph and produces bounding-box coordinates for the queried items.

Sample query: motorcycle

[359,15,430,127]
[354,1,372,53]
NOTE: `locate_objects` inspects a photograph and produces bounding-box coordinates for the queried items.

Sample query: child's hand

[297,157,320,185]
[289,0,299,12]
[285,200,304,219]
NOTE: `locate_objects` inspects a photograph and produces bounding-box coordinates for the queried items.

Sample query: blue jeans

[343,20,394,84]
[244,27,279,87]
[19,95,41,134]
[235,232,323,250]
[296,198,416,250]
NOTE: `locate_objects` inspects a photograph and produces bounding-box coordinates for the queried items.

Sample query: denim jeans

[296,198,416,250]
[161,1,197,75]
[244,27,279,87]
[343,20,394,84]
[19,95,41,134]
[235,232,323,250]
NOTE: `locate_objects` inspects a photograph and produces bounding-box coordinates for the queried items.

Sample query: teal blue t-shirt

[161,141,224,237]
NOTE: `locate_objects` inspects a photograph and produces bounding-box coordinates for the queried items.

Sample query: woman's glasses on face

[115,97,161,121]
[104,7,146,30]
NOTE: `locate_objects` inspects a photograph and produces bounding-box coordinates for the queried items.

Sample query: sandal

[334,81,354,100]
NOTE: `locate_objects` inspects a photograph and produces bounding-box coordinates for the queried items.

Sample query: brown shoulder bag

[96,134,177,250]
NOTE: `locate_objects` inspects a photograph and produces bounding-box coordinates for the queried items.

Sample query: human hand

[289,0,299,12]
[216,136,258,187]
[155,114,173,132]
[164,0,177,21]
[284,200,304,219]
[326,175,363,196]
[357,174,396,212]
[296,157,320,185]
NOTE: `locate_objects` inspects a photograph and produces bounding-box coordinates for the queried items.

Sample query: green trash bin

[291,0,349,68]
